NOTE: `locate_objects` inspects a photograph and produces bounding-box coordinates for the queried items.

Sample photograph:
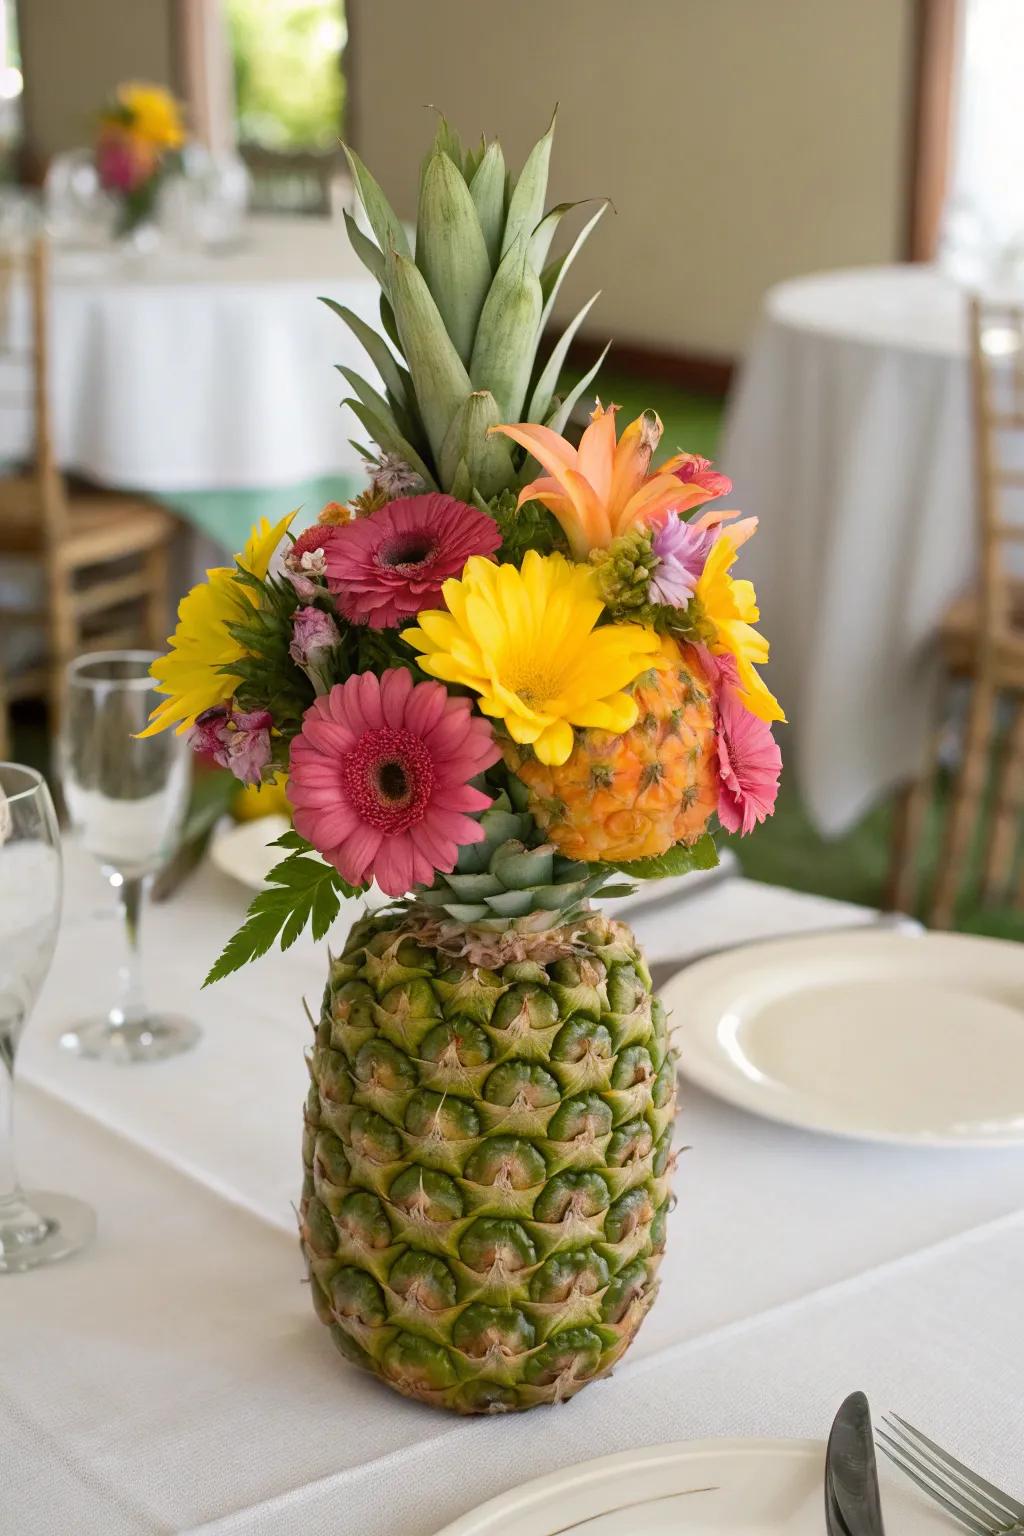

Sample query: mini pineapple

[506,640,718,865]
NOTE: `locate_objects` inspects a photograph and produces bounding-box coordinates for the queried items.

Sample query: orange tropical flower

[491,402,732,557]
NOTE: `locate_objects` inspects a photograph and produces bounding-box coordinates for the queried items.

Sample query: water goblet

[57,650,197,1063]
[0,762,96,1271]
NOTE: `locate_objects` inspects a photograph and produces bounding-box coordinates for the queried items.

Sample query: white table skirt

[0,216,382,492]
[722,265,977,837]
[4,847,1023,1534]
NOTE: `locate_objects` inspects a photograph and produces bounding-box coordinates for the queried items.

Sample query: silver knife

[827,1392,886,1536]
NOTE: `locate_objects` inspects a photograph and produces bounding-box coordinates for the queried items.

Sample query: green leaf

[386,246,473,466]
[343,144,412,261]
[605,835,720,881]
[501,109,555,260]
[527,290,600,423]
[343,396,438,491]
[320,297,409,411]
[342,209,387,289]
[539,201,608,331]
[470,240,543,421]
[468,140,506,270]
[416,150,493,365]
[203,850,366,986]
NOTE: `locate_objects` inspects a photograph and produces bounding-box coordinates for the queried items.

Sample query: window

[227,0,345,153]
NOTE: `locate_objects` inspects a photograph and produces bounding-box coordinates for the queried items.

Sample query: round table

[722,265,974,837]
[0,215,381,494]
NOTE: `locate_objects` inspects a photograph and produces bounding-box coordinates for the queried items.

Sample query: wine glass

[57,651,198,1063]
[0,762,95,1271]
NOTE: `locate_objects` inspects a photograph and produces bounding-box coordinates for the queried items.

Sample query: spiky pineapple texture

[505,640,718,865]
[300,907,675,1414]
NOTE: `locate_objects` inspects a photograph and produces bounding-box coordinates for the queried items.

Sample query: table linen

[3,845,1022,1534]
[722,265,975,836]
[0,216,380,494]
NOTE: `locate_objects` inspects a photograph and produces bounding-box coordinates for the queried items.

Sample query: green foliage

[223,567,314,740]
[605,834,720,881]
[204,831,365,985]
[227,0,345,151]
[480,490,567,564]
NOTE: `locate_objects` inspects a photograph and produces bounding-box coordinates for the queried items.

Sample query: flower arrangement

[143,112,783,1415]
[95,81,185,236]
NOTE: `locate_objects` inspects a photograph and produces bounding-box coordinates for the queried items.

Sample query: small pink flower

[324,493,501,629]
[289,605,340,693]
[284,525,345,600]
[189,703,273,787]
[649,513,717,607]
[288,669,500,896]
[96,128,155,193]
[704,651,782,835]
[672,453,732,502]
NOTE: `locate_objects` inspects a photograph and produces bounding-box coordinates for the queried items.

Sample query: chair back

[969,296,1024,643]
[0,232,67,548]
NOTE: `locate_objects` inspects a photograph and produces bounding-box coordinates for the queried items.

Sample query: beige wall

[19,0,175,170]
[347,0,915,357]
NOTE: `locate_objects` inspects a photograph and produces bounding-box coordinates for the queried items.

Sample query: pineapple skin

[507,640,718,865]
[300,909,676,1414]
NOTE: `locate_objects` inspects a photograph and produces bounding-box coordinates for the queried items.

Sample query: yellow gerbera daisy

[696,536,785,723]
[141,512,294,737]
[117,82,185,150]
[402,550,661,766]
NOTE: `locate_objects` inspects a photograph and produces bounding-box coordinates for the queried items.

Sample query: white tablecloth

[4,847,1023,1534]
[0,216,381,492]
[722,265,976,836]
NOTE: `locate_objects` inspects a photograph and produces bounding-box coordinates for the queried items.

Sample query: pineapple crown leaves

[329,112,610,501]
[203,831,367,986]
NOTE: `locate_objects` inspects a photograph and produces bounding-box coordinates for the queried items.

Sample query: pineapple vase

[300,802,676,1412]
[143,112,782,1418]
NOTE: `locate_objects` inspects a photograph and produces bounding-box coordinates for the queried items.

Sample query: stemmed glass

[57,651,197,1063]
[0,762,95,1271]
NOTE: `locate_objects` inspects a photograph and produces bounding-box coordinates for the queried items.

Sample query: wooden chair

[888,297,1024,925]
[0,236,178,744]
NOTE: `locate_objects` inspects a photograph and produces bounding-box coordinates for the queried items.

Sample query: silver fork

[877,1413,1024,1536]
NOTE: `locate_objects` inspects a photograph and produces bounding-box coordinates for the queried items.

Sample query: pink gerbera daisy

[704,650,782,835]
[323,493,502,628]
[288,669,501,896]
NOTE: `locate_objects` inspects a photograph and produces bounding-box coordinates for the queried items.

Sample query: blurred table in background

[723,266,978,837]
[0,215,380,557]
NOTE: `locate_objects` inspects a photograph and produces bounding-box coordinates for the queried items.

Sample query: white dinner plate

[432,1437,946,1536]
[209,814,293,891]
[664,929,1024,1147]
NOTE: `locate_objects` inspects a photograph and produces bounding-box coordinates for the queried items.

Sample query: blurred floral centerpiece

[144,113,783,1415]
[94,81,185,236]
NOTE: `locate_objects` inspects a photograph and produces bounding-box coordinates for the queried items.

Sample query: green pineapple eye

[459,1218,537,1275]
[388,1250,458,1311]
[606,963,645,1014]
[418,1018,492,1066]
[353,1039,417,1093]
[456,1380,520,1413]
[529,1247,609,1302]
[314,1130,352,1188]
[330,1267,387,1327]
[332,980,375,1028]
[301,1196,338,1259]
[314,1048,353,1105]
[484,1061,560,1108]
[603,1186,655,1243]
[463,1136,547,1189]
[547,1093,613,1143]
[551,1017,614,1063]
[349,1108,403,1164]
[453,1303,536,1359]
[405,1090,480,1140]
[382,1333,458,1391]
[388,1166,465,1222]
[653,1127,673,1176]
[490,984,559,1033]
[606,1117,654,1167]
[337,1191,393,1251]
[532,1170,610,1223]
[611,1046,654,1088]
[651,1057,676,1107]
[601,1259,649,1323]
[651,1200,670,1251]
[524,1327,604,1386]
